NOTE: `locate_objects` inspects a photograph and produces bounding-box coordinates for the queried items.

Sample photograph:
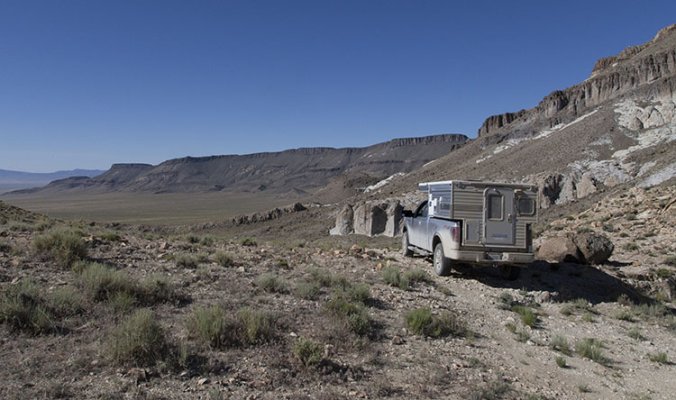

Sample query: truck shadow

[449,261,652,305]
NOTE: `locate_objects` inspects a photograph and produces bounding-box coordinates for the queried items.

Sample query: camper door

[483,187,515,246]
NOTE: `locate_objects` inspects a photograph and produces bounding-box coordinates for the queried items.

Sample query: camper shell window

[487,194,503,220]
[517,197,535,216]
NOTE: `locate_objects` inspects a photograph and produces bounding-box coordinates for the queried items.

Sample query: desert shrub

[330,274,351,290]
[511,305,537,328]
[33,229,88,268]
[200,236,215,247]
[347,283,371,304]
[628,327,644,341]
[188,306,276,348]
[213,251,234,267]
[404,268,432,285]
[550,335,572,355]
[665,256,676,267]
[195,252,210,264]
[189,305,231,348]
[99,231,122,242]
[505,322,530,342]
[382,266,409,290]
[468,379,512,400]
[107,309,168,367]
[256,273,289,294]
[575,338,609,366]
[615,309,635,322]
[174,253,199,268]
[555,356,567,368]
[185,234,200,244]
[561,298,596,316]
[109,291,136,314]
[240,237,257,247]
[238,308,276,345]
[294,281,321,300]
[308,267,333,287]
[405,308,466,338]
[138,275,176,305]
[648,352,668,364]
[0,280,55,334]
[655,268,674,279]
[78,262,136,301]
[325,293,371,336]
[293,337,323,367]
[48,286,85,317]
[78,262,175,306]
[632,302,668,321]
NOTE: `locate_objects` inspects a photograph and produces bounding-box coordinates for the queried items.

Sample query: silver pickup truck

[401,180,537,279]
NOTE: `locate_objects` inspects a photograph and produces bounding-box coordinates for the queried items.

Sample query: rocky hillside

[363,25,676,211]
[11,134,467,196]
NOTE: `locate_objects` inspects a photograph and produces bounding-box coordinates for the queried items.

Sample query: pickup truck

[401,180,538,279]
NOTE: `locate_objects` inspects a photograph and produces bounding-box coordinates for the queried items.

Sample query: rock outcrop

[536,232,614,265]
[330,200,403,237]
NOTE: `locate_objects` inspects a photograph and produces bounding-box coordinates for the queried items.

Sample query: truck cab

[401,180,538,279]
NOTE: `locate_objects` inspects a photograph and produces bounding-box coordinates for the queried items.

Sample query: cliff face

[478,24,676,138]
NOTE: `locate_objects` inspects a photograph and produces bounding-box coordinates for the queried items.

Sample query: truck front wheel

[433,243,452,276]
[401,232,413,257]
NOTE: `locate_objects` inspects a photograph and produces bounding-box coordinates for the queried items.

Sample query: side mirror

[402,210,413,218]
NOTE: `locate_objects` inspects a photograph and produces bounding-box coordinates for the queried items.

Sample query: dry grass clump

[575,338,610,366]
[188,305,277,349]
[77,262,177,307]
[107,309,169,367]
[325,291,372,336]
[174,253,199,268]
[550,335,572,356]
[256,273,290,294]
[382,266,431,291]
[213,251,235,267]
[0,280,56,334]
[33,228,88,268]
[405,307,467,338]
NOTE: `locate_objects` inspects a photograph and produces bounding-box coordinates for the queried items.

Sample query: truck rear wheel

[401,232,413,256]
[433,243,452,276]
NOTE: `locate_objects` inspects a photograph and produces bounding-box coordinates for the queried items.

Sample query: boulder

[329,205,354,236]
[536,236,583,263]
[383,201,404,237]
[576,173,598,199]
[573,232,614,265]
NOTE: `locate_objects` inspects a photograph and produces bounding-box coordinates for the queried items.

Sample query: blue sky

[1,0,675,172]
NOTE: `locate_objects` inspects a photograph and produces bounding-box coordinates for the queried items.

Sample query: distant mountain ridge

[0,168,104,193]
[11,134,467,195]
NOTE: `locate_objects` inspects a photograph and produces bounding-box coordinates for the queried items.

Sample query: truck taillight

[451,226,460,242]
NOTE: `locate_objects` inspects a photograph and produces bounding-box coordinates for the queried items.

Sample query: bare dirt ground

[0,184,674,400]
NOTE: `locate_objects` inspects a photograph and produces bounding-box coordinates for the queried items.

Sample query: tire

[401,231,413,257]
[499,265,521,280]
[433,243,452,276]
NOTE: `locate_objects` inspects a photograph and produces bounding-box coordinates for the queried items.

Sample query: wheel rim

[434,247,441,271]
